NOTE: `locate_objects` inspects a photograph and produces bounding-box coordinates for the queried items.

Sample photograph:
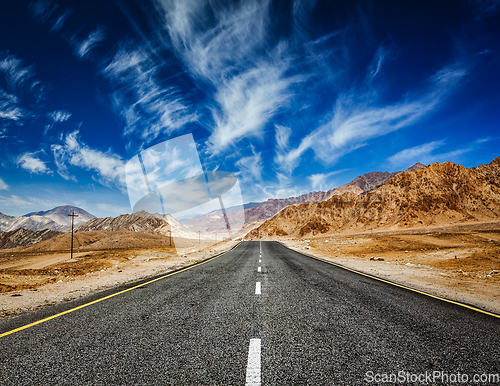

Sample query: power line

[67,211,79,259]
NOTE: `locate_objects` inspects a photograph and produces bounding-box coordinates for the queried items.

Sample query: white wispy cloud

[368,46,392,82]
[308,170,345,191]
[51,9,71,32]
[308,173,328,191]
[162,0,272,82]
[208,60,293,152]
[235,146,263,182]
[387,138,481,167]
[0,177,8,191]
[387,140,446,167]
[0,89,24,121]
[275,124,292,152]
[103,43,198,143]
[51,130,126,188]
[0,195,40,210]
[276,62,467,174]
[30,0,72,32]
[0,194,65,212]
[0,55,34,91]
[275,133,316,175]
[475,137,492,144]
[0,52,45,124]
[48,110,72,122]
[158,0,296,154]
[74,27,106,58]
[95,203,131,216]
[16,152,52,174]
[30,0,58,23]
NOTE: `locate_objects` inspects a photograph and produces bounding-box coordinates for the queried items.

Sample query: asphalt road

[1,241,499,385]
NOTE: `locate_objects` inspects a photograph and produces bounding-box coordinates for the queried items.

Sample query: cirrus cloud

[48,110,72,122]
[16,152,52,174]
[51,130,126,189]
[0,177,8,191]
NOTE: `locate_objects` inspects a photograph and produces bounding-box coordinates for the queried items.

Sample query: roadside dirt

[0,240,237,318]
[2,224,499,319]
[283,227,500,315]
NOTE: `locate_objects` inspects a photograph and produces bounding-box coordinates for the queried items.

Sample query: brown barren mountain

[182,163,425,233]
[76,210,199,239]
[15,230,175,253]
[0,228,63,250]
[307,163,426,202]
[246,157,500,238]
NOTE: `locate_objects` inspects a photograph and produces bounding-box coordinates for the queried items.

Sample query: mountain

[0,205,95,232]
[75,210,201,239]
[16,230,175,253]
[245,157,500,238]
[181,163,426,233]
[178,201,264,222]
[407,162,426,172]
[0,228,63,249]
[307,163,426,202]
[180,190,325,233]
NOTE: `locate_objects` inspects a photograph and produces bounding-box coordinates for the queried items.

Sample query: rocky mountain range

[245,157,500,239]
[75,210,201,239]
[0,228,63,250]
[0,205,95,232]
[182,163,426,233]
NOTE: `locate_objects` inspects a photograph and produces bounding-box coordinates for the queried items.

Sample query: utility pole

[67,210,79,259]
[198,230,201,245]
[169,228,172,247]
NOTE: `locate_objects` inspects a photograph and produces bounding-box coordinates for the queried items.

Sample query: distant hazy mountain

[181,163,426,233]
[0,205,95,232]
[180,190,324,233]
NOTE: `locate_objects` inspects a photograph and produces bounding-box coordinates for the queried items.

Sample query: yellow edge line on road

[286,244,500,319]
[0,242,241,339]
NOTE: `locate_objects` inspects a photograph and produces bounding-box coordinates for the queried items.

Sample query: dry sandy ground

[282,227,500,315]
[2,224,499,319]
[0,240,238,318]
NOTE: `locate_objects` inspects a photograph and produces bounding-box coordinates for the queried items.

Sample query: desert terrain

[1,222,499,319]
[281,221,500,314]
[0,230,236,318]
[2,158,499,319]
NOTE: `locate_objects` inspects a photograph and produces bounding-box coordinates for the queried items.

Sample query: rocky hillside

[0,205,94,232]
[0,228,63,249]
[76,210,200,239]
[182,164,425,233]
[246,157,500,239]
[16,230,175,252]
[308,163,426,202]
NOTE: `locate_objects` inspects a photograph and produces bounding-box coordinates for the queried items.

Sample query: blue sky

[0,0,499,218]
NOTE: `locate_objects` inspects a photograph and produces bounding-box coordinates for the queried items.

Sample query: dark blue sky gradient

[0,0,499,217]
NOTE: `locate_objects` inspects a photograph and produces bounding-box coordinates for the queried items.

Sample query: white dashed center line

[255,282,261,295]
[245,338,261,386]
[258,266,261,272]
[259,259,261,263]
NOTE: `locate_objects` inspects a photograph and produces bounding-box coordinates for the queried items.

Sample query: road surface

[1,241,499,385]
